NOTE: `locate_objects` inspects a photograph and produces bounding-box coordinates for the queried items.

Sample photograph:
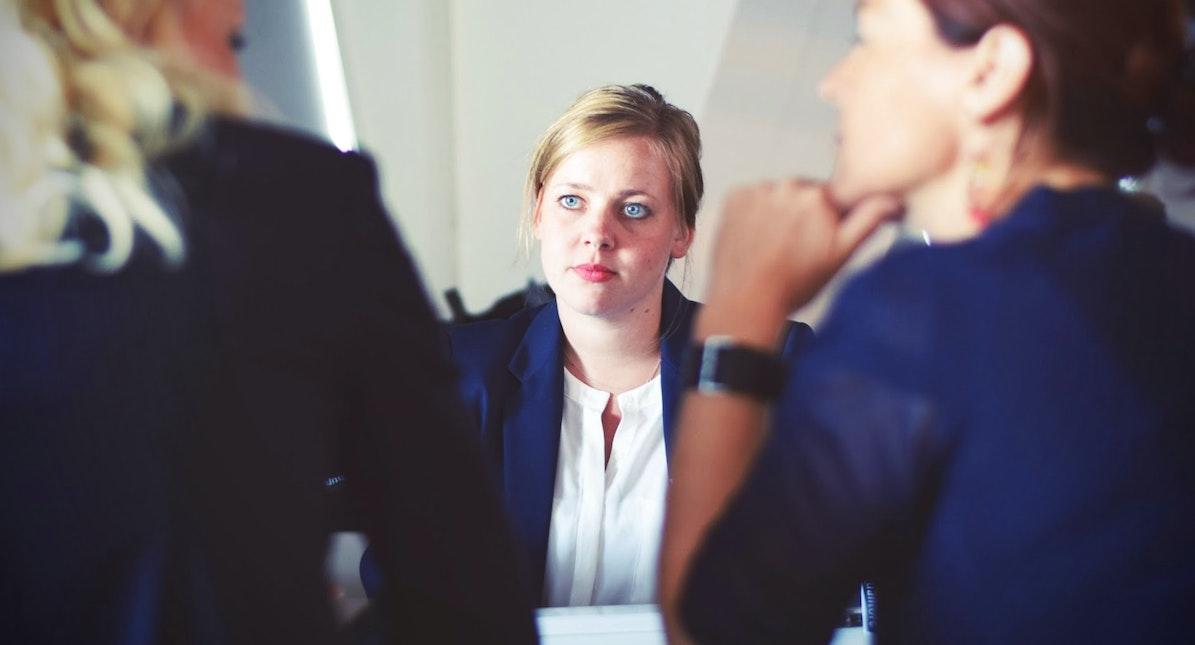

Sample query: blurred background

[242,0,1195,325]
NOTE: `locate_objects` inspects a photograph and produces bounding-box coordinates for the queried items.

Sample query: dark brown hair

[921,0,1195,177]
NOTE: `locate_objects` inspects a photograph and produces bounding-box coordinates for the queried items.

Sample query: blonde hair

[0,0,244,273]
[520,84,703,252]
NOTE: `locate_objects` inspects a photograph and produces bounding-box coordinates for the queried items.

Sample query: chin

[827,155,875,207]
[557,292,615,317]
[826,174,867,211]
[828,165,909,212]
[557,281,645,319]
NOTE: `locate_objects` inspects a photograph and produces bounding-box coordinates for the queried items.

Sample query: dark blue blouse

[682,186,1195,644]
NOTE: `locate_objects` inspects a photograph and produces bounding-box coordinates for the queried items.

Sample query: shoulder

[831,236,969,329]
[660,289,699,342]
[160,117,397,267]
[667,287,814,357]
[800,242,948,386]
[662,287,813,362]
[447,303,551,377]
[162,117,379,209]
[208,117,373,174]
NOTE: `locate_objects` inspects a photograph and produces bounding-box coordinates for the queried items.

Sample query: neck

[906,146,1110,243]
[559,288,664,395]
[1032,163,1111,194]
[905,162,976,243]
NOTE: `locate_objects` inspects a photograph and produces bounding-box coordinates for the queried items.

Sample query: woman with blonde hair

[364,84,809,607]
[661,0,1195,642]
[0,1,535,642]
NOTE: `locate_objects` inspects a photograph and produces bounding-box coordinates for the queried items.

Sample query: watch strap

[681,335,786,401]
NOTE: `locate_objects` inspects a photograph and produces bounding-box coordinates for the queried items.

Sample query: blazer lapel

[659,281,696,459]
[504,301,565,599]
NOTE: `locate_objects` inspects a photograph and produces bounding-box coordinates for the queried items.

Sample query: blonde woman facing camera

[508,84,810,607]
[361,85,811,607]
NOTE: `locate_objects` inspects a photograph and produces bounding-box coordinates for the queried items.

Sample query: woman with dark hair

[660,0,1195,642]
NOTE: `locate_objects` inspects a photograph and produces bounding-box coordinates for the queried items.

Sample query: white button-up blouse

[543,368,668,607]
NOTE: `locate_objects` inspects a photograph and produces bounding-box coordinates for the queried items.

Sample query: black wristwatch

[681,335,786,401]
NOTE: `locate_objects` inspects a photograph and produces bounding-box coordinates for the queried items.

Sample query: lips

[572,263,616,283]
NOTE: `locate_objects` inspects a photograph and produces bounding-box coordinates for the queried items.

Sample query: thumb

[836,195,902,256]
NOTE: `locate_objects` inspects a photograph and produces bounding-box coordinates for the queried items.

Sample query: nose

[580,206,616,250]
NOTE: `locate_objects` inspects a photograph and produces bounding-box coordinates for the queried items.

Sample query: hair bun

[632,84,664,102]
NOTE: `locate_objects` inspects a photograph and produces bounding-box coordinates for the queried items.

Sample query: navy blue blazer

[1,119,536,644]
[682,186,1195,643]
[447,280,814,601]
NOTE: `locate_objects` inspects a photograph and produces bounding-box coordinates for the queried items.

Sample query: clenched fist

[698,180,900,347]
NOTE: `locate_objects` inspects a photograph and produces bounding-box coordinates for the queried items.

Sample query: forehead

[179,0,244,24]
[855,0,881,14]
[547,136,671,191]
[856,0,942,41]
[857,0,927,22]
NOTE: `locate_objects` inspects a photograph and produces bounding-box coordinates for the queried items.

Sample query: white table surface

[536,604,872,645]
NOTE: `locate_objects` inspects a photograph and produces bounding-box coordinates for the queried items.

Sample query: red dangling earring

[968,205,994,227]
[967,159,995,228]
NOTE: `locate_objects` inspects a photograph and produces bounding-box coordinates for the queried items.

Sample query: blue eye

[622,202,650,219]
[559,195,582,209]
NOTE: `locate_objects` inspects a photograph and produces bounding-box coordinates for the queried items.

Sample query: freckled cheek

[629,237,675,274]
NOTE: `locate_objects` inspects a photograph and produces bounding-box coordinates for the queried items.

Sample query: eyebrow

[551,183,656,199]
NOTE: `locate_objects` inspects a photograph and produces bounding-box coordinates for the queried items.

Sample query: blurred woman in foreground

[661,0,1195,642]
[0,1,535,642]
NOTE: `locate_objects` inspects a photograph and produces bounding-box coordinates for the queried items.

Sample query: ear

[670,224,694,259]
[961,24,1034,124]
